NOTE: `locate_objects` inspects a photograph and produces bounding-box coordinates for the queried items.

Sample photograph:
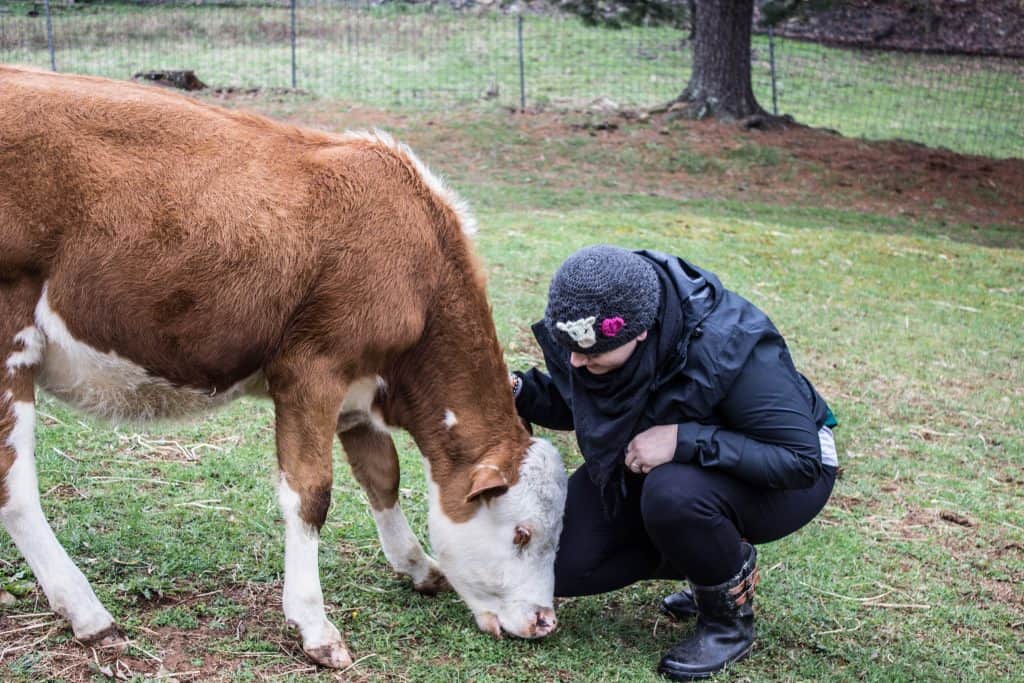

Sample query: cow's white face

[425,438,567,639]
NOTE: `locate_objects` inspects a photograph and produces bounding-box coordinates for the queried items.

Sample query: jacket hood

[634,250,723,389]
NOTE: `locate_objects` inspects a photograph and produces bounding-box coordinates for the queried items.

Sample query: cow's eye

[513,524,532,548]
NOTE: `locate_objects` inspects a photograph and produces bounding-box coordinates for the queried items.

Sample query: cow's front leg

[339,423,449,595]
[272,380,351,669]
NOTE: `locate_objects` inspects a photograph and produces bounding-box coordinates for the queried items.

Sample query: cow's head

[425,438,567,639]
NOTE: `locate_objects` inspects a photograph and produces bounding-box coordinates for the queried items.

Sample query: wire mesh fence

[769,37,1023,159]
[1,0,1021,159]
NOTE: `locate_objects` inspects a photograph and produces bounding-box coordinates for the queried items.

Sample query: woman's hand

[625,424,678,474]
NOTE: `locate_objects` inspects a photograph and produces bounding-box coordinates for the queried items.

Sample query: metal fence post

[517,14,525,111]
[290,0,297,89]
[768,25,778,116]
[43,0,56,71]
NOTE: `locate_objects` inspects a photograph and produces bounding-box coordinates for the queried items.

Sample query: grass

[0,94,1022,680]
[770,39,1024,159]
[0,1,1022,158]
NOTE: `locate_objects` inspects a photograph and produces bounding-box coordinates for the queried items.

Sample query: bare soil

[250,97,1023,241]
[0,582,357,682]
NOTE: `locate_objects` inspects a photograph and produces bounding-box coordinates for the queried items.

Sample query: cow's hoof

[414,568,452,596]
[304,640,353,669]
[80,625,129,654]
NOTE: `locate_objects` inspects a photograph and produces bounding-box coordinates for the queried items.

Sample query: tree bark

[675,0,767,120]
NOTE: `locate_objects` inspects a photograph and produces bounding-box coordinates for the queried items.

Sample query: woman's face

[568,330,648,375]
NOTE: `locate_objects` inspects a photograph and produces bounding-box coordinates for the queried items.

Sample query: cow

[0,66,568,668]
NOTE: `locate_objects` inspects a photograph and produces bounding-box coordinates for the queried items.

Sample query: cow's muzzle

[529,607,557,638]
[476,606,558,639]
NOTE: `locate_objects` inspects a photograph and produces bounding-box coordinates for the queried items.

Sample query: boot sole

[656,642,754,681]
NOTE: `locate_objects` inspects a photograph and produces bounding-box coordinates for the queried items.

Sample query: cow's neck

[385,268,529,521]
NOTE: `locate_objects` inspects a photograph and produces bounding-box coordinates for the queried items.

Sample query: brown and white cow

[0,66,568,668]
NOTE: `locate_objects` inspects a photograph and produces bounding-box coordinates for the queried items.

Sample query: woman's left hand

[625,424,678,475]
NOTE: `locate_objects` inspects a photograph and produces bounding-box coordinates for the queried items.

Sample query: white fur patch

[5,326,44,375]
[0,400,114,638]
[443,409,458,429]
[277,475,341,649]
[371,504,439,585]
[338,375,390,433]
[340,129,478,237]
[32,285,259,422]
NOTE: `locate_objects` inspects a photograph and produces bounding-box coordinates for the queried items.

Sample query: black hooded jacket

[514,251,835,498]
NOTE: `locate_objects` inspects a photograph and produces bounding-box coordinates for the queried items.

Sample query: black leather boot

[657,543,758,680]
[659,587,697,620]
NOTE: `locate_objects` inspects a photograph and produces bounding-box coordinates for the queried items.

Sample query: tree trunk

[676,0,766,120]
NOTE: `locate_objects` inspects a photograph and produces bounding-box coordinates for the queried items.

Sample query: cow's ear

[466,465,509,503]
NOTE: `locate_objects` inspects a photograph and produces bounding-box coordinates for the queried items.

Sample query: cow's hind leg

[339,423,449,595]
[270,369,352,669]
[0,278,121,647]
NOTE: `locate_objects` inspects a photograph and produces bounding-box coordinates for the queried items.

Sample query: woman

[511,245,838,680]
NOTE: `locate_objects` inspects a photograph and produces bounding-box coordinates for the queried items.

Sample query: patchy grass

[0,98,1022,681]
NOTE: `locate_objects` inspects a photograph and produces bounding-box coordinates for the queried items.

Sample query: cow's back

[0,67,442,408]
[0,68,328,391]
[1,65,318,268]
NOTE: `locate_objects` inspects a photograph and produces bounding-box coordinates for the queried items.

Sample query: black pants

[554,462,837,596]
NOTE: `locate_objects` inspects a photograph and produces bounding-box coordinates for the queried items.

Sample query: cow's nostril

[535,610,556,631]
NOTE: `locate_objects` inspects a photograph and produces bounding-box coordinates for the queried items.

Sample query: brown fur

[339,423,401,511]
[0,276,42,508]
[0,66,530,528]
[0,398,14,510]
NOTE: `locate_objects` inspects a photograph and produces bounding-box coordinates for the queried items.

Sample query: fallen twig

[174,499,233,512]
[0,619,58,637]
[813,619,863,637]
[798,581,894,603]
[126,639,163,663]
[339,653,377,675]
[153,669,201,680]
[863,602,931,610]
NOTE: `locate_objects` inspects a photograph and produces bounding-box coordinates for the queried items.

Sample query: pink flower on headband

[600,316,625,338]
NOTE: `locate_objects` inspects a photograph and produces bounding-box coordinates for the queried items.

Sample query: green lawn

[0,95,1021,680]
[0,1,1021,158]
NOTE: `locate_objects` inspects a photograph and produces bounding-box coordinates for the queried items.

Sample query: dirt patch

[991,542,1024,560]
[0,582,359,682]
[896,506,939,541]
[217,96,1024,241]
[981,578,1024,611]
[824,492,879,514]
[600,112,1024,232]
[752,123,1024,229]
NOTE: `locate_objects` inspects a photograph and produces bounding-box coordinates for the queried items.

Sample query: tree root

[738,113,795,130]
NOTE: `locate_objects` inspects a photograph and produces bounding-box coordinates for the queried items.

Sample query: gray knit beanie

[544,245,661,354]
